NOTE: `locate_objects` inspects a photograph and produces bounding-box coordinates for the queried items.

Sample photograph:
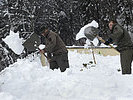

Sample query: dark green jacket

[109,24,133,52]
[43,30,68,55]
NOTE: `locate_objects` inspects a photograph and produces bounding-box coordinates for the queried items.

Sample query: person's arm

[105,25,123,45]
[110,25,123,41]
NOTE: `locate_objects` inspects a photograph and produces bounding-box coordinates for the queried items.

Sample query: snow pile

[3,30,24,55]
[0,92,17,100]
[0,51,133,100]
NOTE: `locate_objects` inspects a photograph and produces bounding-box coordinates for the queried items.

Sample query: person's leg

[56,53,69,72]
[120,49,133,74]
[49,57,59,70]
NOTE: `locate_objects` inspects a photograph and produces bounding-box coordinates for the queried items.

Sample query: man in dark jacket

[104,20,133,74]
[40,26,69,72]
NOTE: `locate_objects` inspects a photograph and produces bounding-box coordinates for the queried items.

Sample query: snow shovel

[96,35,116,49]
[90,42,97,64]
[84,26,117,51]
[84,26,98,65]
[40,52,47,66]
[84,26,100,41]
[38,45,50,67]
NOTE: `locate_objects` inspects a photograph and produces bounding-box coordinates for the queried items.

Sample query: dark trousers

[120,49,133,74]
[49,53,69,72]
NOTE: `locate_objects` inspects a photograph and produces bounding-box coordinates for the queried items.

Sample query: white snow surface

[0,51,133,100]
[76,20,98,40]
[2,30,24,55]
[39,44,45,50]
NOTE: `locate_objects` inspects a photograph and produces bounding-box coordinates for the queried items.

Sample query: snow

[39,44,45,50]
[2,30,24,55]
[84,37,99,47]
[0,50,133,100]
[0,24,132,100]
[76,20,98,40]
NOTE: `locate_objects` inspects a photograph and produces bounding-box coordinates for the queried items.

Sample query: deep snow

[0,51,133,100]
[1,20,133,100]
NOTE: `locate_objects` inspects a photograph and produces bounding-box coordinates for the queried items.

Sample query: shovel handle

[96,35,116,50]
[90,42,97,64]
[38,48,51,61]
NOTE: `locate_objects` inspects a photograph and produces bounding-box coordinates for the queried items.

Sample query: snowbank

[0,51,133,100]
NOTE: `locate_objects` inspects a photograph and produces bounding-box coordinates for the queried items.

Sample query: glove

[104,38,113,45]
[104,41,110,45]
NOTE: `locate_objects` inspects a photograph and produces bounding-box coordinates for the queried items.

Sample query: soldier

[39,26,69,72]
[104,19,133,75]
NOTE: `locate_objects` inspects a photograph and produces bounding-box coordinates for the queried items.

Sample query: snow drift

[0,51,133,100]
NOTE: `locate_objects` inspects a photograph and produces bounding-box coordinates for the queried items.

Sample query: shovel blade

[84,26,101,41]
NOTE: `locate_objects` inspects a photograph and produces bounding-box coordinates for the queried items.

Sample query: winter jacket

[109,23,133,52]
[43,30,68,55]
